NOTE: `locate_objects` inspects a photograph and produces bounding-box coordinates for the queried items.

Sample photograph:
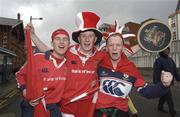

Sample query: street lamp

[30,16,43,23]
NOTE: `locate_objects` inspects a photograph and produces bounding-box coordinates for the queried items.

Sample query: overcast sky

[0,0,178,46]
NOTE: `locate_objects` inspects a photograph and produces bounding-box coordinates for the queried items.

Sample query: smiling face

[52,34,70,58]
[78,31,97,54]
[106,34,124,62]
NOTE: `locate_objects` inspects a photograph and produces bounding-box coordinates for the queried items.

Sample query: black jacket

[153,53,180,85]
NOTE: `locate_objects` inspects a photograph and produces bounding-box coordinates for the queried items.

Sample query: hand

[161,70,173,87]
[22,89,42,106]
[29,99,40,107]
[131,44,141,54]
[25,23,35,35]
[23,89,39,106]
[29,95,45,107]
[22,89,26,98]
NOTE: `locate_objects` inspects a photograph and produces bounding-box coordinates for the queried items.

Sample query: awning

[0,47,16,57]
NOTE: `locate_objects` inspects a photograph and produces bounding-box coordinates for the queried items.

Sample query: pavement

[0,113,16,117]
[0,78,18,117]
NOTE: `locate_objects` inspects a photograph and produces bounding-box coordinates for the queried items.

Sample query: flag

[87,91,98,117]
[65,87,99,105]
[64,87,99,117]
[25,30,48,117]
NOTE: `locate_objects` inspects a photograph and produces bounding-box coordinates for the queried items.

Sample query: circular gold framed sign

[137,20,172,52]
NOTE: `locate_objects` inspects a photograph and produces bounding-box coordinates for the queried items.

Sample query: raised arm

[130,44,141,54]
[124,44,141,57]
[137,71,172,99]
[25,23,50,52]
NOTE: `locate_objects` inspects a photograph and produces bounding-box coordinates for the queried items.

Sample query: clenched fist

[161,70,173,87]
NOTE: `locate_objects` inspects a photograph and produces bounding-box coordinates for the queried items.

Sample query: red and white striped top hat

[72,11,103,45]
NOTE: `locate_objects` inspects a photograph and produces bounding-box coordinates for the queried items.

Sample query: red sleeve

[95,51,107,63]
[134,73,145,88]
[130,64,145,87]
[15,63,27,91]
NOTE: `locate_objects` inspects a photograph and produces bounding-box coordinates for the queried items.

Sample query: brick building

[0,14,25,82]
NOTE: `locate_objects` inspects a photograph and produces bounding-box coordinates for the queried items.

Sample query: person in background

[16,27,70,117]
[153,47,180,117]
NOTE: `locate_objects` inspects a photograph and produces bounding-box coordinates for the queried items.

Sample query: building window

[2,32,8,39]
[2,45,7,48]
[2,39,8,44]
[176,54,179,68]
[171,23,175,27]
[173,32,176,40]
[0,55,4,64]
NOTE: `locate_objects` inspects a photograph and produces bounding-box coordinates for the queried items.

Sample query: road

[130,83,180,117]
[0,92,21,117]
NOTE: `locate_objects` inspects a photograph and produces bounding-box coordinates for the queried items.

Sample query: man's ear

[122,46,126,52]
[78,36,81,43]
[51,41,54,49]
[122,45,125,52]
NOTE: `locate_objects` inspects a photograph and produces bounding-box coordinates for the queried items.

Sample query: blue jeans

[20,100,62,117]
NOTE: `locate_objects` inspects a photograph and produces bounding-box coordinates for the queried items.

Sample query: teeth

[59,46,64,48]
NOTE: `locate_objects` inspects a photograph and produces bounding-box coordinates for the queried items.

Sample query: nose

[85,36,90,42]
[113,45,117,50]
[59,38,65,43]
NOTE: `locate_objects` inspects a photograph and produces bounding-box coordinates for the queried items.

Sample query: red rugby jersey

[16,52,67,104]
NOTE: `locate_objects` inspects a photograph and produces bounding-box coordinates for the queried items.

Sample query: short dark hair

[159,47,170,55]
